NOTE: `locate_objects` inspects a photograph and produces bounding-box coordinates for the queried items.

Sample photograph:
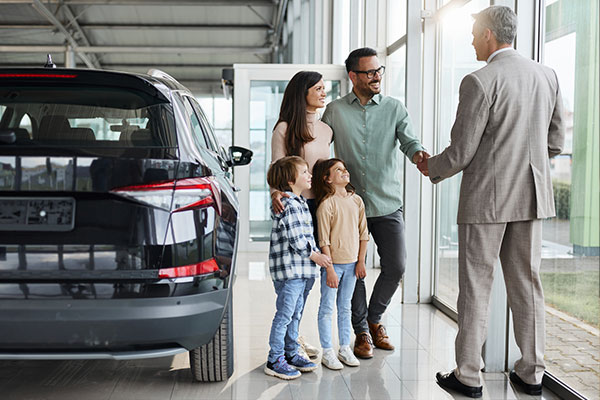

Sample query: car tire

[189,295,234,382]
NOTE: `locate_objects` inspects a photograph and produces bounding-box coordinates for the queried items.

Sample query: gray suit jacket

[428,49,565,224]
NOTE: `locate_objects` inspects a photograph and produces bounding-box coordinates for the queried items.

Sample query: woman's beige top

[271,111,333,199]
[317,193,370,264]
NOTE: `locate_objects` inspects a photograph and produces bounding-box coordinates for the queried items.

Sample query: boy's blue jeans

[268,278,308,363]
[318,263,357,349]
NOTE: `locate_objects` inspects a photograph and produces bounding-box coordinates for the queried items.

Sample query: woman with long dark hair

[270,70,333,360]
[271,71,332,213]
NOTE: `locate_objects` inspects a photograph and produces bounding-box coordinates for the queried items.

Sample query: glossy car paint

[0,68,243,356]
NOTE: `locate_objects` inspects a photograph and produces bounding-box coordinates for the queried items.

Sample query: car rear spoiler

[0,68,170,105]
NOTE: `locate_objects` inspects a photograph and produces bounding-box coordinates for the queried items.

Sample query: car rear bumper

[0,347,188,361]
[0,288,228,358]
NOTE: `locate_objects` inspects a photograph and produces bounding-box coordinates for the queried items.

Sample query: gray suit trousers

[455,220,545,387]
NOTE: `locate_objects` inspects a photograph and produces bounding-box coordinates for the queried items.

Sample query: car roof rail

[147,69,178,83]
[146,68,190,92]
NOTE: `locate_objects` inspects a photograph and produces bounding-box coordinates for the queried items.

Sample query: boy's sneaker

[338,346,360,367]
[321,348,343,370]
[264,355,301,380]
[286,353,318,372]
[298,336,320,359]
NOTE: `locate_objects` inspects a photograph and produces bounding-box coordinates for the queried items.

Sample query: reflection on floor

[0,251,563,400]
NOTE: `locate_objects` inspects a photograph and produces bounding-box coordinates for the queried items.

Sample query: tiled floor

[0,251,563,400]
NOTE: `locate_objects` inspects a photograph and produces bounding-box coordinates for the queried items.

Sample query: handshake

[412,151,430,177]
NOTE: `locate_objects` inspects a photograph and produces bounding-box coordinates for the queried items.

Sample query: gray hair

[472,6,518,45]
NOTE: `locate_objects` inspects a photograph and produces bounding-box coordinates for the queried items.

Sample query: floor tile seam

[384,366,423,399]
[283,381,295,400]
[168,375,177,400]
[104,367,122,400]
[108,365,168,400]
[396,379,435,399]
[391,358,443,365]
[338,368,358,400]
[384,356,404,382]
[396,322,422,344]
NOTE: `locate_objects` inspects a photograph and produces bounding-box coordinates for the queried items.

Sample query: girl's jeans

[268,278,308,363]
[318,263,357,349]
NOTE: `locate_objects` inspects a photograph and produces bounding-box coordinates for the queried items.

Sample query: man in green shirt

[322,47,427,359]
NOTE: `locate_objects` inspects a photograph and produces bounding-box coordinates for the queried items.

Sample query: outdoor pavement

[545,308,600,400]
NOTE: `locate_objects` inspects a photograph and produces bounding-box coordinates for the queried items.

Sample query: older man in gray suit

[418,6,565,398]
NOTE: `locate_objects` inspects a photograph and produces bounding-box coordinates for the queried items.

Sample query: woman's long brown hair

[312,158,355,206]
[276,71,323,156]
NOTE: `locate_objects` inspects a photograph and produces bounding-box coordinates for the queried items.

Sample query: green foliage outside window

[553,180,571,220]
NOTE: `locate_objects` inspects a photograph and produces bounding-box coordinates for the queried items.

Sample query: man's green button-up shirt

[322,92,424,218]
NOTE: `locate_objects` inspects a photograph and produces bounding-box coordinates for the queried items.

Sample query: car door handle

[232,186,241,192]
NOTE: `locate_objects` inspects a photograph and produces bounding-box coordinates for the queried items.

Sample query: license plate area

[0,197,75,231]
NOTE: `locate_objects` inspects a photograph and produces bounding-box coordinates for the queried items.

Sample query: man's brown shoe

[353,332,373,359]
[368,322,395,350]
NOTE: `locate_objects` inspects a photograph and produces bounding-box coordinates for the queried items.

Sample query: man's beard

[361,80,380,97]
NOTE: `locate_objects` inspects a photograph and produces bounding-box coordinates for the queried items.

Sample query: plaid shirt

[269,192,318,281]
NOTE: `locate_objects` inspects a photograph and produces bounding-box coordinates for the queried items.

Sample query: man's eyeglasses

[352,66,386,79]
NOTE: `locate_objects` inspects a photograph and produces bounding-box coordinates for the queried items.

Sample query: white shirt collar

[487,47,512,63]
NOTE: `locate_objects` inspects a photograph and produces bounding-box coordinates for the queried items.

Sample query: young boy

[264,156,332,380]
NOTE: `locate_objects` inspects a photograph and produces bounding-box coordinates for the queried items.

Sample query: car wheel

[189,295,234,382]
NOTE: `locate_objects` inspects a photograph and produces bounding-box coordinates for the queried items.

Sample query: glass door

[233,64,348,251]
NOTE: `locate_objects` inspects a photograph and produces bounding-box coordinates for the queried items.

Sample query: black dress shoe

[509,370,542,395]
[436,371,483,398]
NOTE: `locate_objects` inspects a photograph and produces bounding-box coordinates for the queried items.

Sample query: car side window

[174,94,209,150]
[187,98,220,154]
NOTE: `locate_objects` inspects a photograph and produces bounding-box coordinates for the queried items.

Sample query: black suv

[0,67,252,382]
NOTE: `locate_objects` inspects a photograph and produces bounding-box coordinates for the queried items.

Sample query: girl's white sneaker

[321,348,343,370]
[338,346,360,367]
[298,335,320,358]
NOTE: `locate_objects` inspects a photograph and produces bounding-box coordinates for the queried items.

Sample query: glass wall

[281,0,332,64]
[333,0,351,64]
[386,0,408,208]
[388,46,406,105]
[386,0,407,46]
[434,0,488,308]
[541,1,599,397]
[387,45,406,189]
[197,96,233,149]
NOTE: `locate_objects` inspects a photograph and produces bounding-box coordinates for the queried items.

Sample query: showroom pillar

[402,0,424,304]
[64,44,76,68]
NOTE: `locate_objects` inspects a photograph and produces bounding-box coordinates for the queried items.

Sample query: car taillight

[110,177,221,214]
[110,180,175,210]
[158,258,219,278]
[173,177,221,214]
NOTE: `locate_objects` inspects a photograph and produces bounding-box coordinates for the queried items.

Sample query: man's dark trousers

[351,208,406,333]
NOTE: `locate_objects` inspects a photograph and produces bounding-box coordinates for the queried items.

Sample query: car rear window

[0,86,177,158]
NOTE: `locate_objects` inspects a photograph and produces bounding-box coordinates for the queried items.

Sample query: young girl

[312,158,369,369]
